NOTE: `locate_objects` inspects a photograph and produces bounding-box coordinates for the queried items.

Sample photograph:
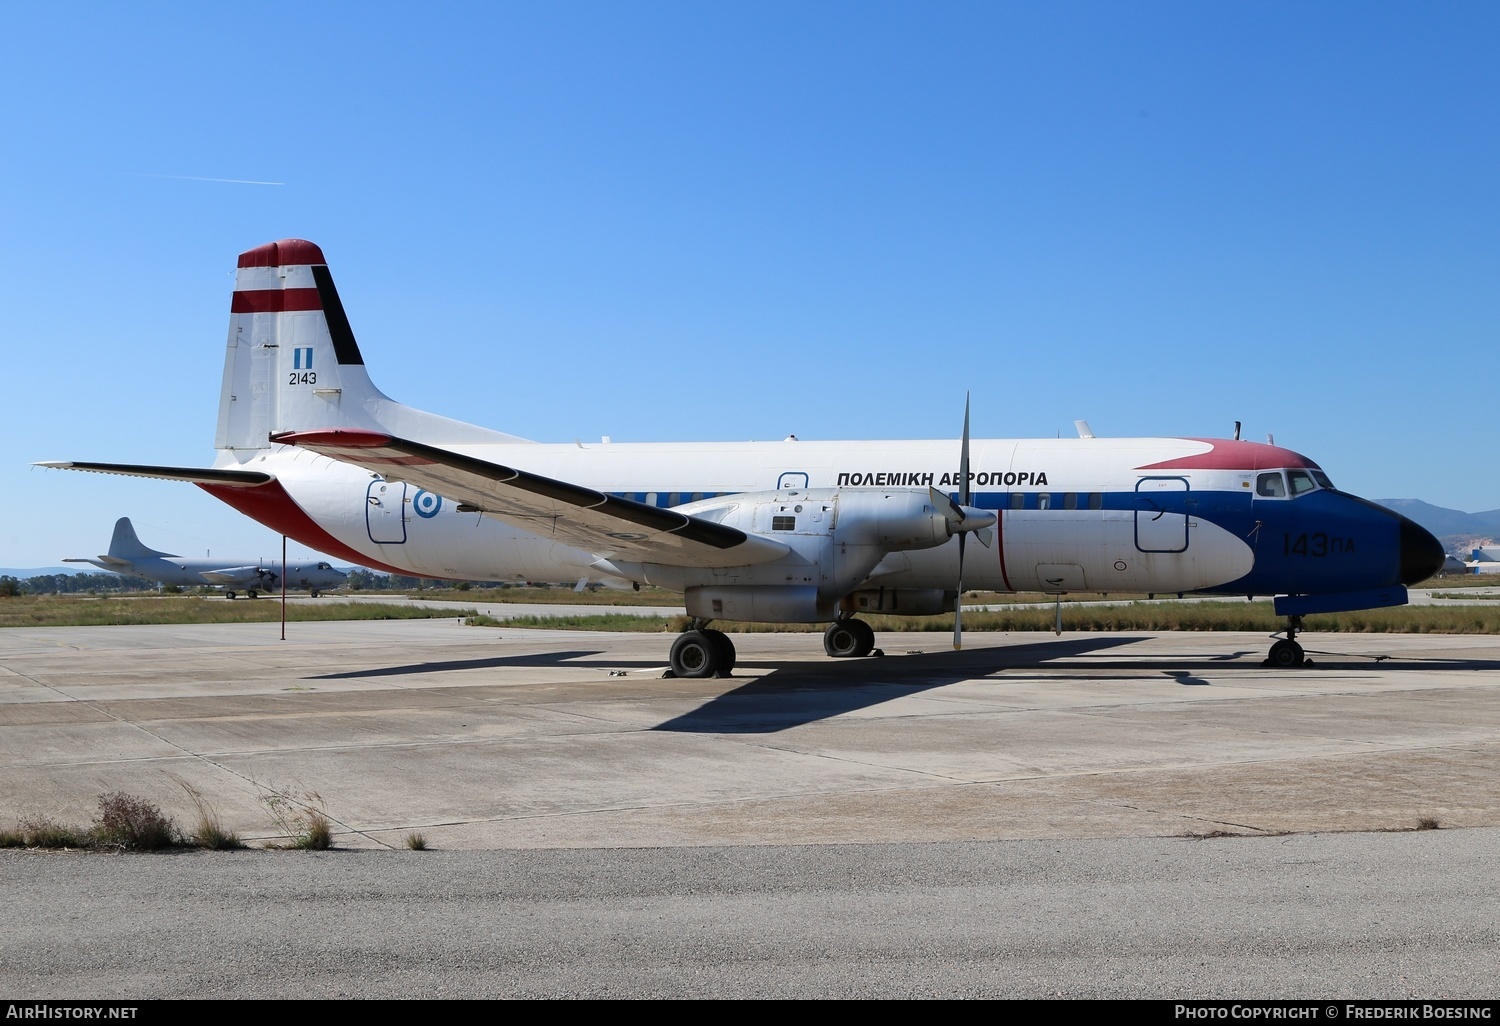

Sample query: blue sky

[3,2,1496,567]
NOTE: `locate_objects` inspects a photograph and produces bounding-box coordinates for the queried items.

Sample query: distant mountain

[1376,500,1500,551]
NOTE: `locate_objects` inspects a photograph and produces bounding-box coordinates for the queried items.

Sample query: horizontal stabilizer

[34,462,273,487]
[274,428,791,569]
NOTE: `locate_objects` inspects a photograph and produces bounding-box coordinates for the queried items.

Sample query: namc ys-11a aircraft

[40,239,1445,676]
[64,517,346,599]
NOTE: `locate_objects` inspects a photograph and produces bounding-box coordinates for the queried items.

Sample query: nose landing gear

[1265,615,1312,668]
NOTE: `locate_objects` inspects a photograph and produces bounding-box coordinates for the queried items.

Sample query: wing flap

[273,429,788,568]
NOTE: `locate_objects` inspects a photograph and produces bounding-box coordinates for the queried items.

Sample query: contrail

[130,173,285,186]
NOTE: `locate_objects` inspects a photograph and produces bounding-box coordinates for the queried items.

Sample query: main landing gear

[1265,615,1312,669]
[823,618,877,658]
[668,620,737,679]
[666,618,882,678]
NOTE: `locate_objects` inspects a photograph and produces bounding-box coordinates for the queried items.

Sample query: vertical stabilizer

[215,240,527,453]
[107,517,175,559]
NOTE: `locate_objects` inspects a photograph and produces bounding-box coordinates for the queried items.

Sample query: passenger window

[1038,494,1052,510]
[1087,493,1103,510]
[1063,493,1077,510]
[1287,471,1317,496]
[1256,473,1286,498]
[1010,493,1026,510]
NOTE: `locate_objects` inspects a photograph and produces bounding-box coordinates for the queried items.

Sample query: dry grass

[260,788,335,850]
[0,595,478,629]
[463,600,1500,636]
[180,782,245,850]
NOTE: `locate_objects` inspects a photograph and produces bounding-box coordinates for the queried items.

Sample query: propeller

[944,394,997,651]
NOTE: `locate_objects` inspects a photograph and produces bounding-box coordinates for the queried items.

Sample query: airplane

[39,239,1445,675]
[63,516,346,599]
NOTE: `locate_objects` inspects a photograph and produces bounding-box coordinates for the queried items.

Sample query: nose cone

[1399,516,1446,585]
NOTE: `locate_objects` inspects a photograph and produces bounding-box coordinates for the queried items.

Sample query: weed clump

[261,788,335,850]
[405,831,428,850]
[93,792,177,849]
[1416,816,1440,831]
[181,782,245,849]
[16,815,93,849]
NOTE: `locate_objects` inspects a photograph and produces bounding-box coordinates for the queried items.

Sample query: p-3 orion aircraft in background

[64,516,345,599]
[40,240,1445,677]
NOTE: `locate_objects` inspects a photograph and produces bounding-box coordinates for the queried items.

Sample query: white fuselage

[246,433,1258,597]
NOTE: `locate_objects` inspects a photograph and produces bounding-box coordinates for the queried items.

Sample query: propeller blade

[954,392,972,652]
[954,532,965,651]
[930,486,965,526]
[959,392,971,507]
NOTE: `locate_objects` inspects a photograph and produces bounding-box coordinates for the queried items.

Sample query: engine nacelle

[831,490,953,551]
[613,487,989,623]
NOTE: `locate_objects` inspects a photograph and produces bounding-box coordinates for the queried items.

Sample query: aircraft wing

[273,429,790,569]
[198,566,266,586]
[34,462,273,487]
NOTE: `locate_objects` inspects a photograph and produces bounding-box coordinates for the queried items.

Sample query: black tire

[225,591,236,601]
[1268,639,1303,668]
[703,629,736,676]
[849,619,876,658]
[248,589,258,600]
[824,621,862,658]
[670,631,718,679]
[311,590,320,598]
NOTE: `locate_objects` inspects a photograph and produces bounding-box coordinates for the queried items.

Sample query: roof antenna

[1233,421,1241,441]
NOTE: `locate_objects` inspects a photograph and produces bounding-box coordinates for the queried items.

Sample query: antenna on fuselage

[1234,421,1242,441]
[1267,433,1275,446]
[1074,420,1094,439]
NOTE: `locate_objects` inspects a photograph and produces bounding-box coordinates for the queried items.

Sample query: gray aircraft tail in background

[64,518,345,598]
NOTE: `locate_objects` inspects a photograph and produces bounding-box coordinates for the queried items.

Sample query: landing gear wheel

[226,591,236,600]
[848,619,875,658]
[702,629,736,676]
[1267,639,1304,669]
[311,590,320,598]
[670,631,718,679]
[824,620,863,658]
[247,589,258,600]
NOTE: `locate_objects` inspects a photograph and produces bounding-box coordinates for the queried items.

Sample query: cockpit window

[1256,472,1286,498]
[1287,470,1318,496]
[1311,470,1335,491]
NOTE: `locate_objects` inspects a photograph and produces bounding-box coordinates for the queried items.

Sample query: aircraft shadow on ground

[305,650,607,679]
[653,636,1142,734]
[301,637,1500,734]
